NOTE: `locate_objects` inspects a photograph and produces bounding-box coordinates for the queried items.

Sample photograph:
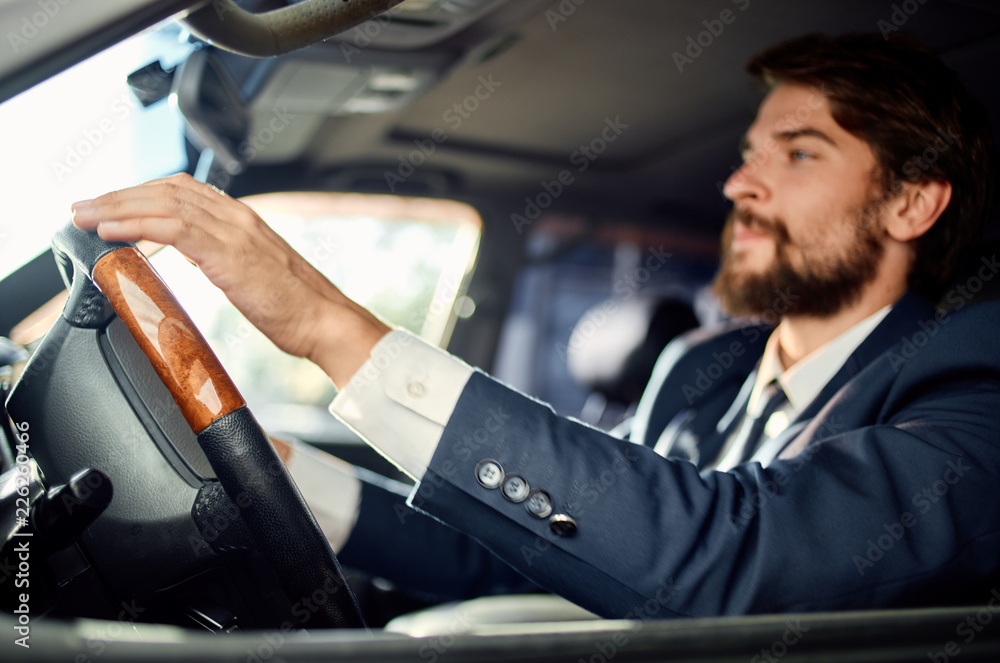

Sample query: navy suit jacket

[341,292,1000,618]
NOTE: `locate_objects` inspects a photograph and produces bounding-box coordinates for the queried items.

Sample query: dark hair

[747,33,997,302]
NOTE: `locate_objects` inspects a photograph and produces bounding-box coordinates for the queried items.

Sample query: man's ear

[884,179,952,242]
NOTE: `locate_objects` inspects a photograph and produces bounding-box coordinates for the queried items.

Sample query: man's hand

[71,173,390,388]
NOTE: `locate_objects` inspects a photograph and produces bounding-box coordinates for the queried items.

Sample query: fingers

[73,174,232,226]
[73,204,220,262]
[74,182,226,228]
[91,216,220,263]
[71,173,254,260]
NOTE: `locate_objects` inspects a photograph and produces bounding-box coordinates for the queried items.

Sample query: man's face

[713,83,891,319]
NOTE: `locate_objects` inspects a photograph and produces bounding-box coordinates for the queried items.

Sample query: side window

[491,216,718,428]
[0,25,191,284]
[149,192,481,439]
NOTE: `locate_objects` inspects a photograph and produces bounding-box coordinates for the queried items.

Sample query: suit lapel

[681,364,761,468]
[766,291,935,460]
[638,323,768,451]
[657,358,762,466]
[793,291,934,424]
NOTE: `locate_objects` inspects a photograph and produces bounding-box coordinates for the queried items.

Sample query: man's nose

[723,154,770,204]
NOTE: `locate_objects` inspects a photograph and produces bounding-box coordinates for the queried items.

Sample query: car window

[0,24,191,282]
[149,191,481,439]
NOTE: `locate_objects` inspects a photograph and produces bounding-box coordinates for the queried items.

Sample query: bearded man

[72,33,1000,619]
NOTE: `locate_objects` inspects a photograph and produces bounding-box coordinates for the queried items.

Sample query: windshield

[0,23,191,282]
[148,191,481,440]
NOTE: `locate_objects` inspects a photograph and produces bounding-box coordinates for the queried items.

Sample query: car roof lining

[237,0,1000,234]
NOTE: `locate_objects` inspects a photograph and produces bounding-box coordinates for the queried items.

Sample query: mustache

[728,207,780,236]
[725,207,792,245]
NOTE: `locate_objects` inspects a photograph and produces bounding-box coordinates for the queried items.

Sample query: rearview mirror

[171,49,249,180]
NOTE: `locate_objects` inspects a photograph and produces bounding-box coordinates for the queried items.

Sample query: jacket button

[549,514,578,537]
[501,475,530,503]
[475,459,504,489]
[525,490,553,519]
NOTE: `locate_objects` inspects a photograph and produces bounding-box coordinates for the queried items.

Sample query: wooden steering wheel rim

[92,246,245,434]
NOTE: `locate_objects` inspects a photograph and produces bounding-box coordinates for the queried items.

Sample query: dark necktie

[738,380,788,463]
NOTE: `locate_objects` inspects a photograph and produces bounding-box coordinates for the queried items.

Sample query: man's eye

[791,149,812,161]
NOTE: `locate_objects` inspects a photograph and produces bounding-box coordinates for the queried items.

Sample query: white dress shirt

[286,305,891,548]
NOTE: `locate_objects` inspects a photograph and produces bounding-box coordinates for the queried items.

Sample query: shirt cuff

[284,438,362,551]
[329,329,475,481]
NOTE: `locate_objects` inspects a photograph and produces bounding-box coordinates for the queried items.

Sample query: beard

[711,197,887,319]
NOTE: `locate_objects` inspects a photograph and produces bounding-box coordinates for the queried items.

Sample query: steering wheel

[182,0,408,58]
[41,222,366,630]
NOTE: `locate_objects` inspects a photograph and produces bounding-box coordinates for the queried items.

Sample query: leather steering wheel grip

[181,0,408,58]
[51,223,367,630]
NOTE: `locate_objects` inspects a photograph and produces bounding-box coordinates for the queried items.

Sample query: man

[71,33,1000,619]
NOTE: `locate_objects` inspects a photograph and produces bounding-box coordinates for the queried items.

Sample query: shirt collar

[750,304,893,415]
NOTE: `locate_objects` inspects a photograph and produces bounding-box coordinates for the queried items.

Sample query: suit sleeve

[327,329,539,600]
[405,302,1000,618]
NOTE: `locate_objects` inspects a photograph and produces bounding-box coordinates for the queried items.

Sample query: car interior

[2,0,1000,661]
